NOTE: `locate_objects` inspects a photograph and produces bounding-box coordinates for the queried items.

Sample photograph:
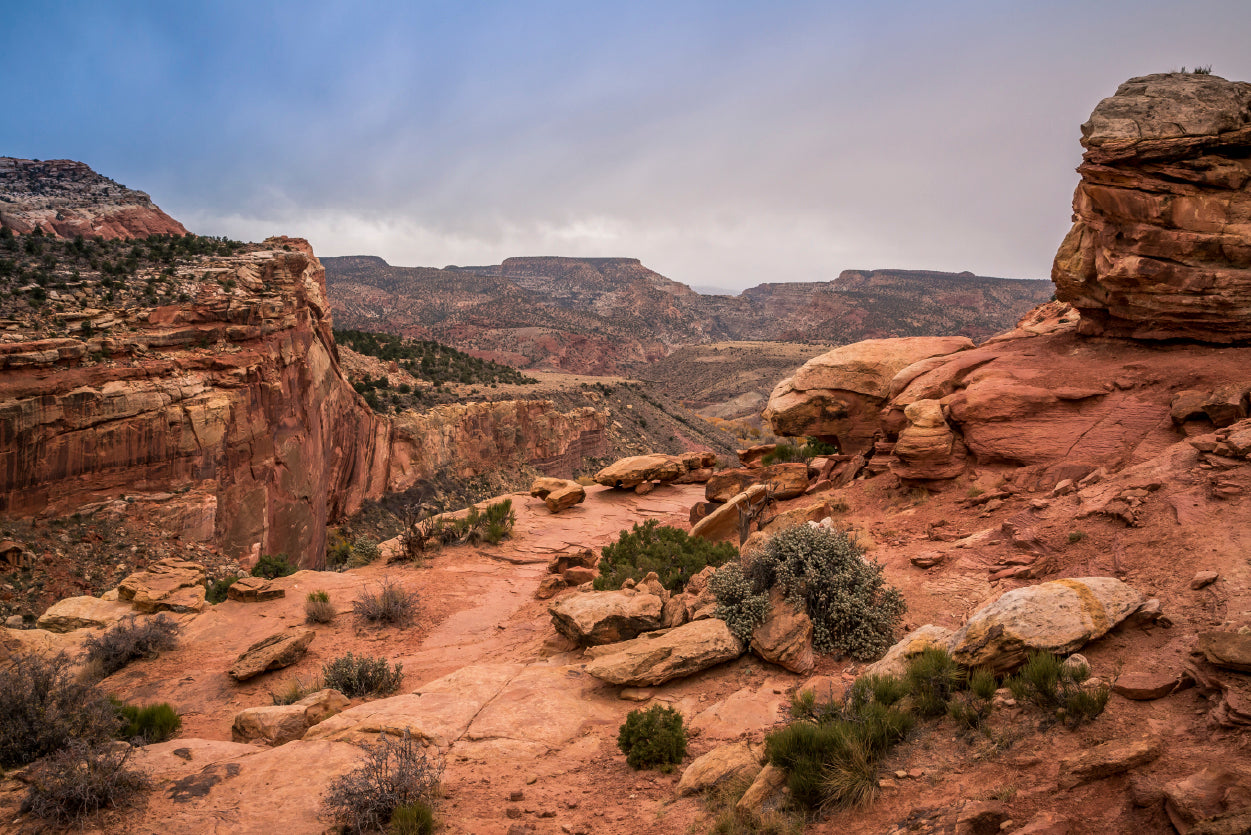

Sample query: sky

[4,1,1251,292]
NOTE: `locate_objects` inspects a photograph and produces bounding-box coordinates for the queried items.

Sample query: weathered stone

[231,689,350,746]
[116,559,206,613]
[228,628,315,682]
[1191,810,1251,835]
[1198,631,1251,673]
[534,575,567,600]
[677,742,763,796]
[585,619,745,686]
[226,575,285,603]
[530,477,586,512]
[890,399,967,483]
[561,566,597,586]
[36,595,134,632]
[1113,668,1193,701]
[594,454,683,489]
[548,590,664,646]
[1015,812,1071,835]
[735,763,787,819]
[910,551,945,569]
[862,625,955,679]
[1191,570,1220,590]
[1165,767,1251,835]
[955,801,1008,835]
[691,484,768,543]
[706,469,759,503]
[1057,736,1163,788]
[950,577,1144,672]
[750,587,814,674]
[737,445,776,468]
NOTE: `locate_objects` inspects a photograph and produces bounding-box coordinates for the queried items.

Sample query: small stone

[509,790,525,802]
[5,614,23,629]
[1191,570,1219,590]
[526,774,539,785]
[619,688,654,702]
[506,807,523,819]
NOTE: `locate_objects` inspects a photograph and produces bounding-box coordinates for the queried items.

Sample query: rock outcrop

[548,589,665,646]
[0,157,188,239]
[1052,73,1251,342]
[228,627,315,681]
[584,618,745,686]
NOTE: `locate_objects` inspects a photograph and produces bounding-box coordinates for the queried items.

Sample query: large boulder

[226,575,285,603]
[530,477,587,512]
[763,336,973,452]
[705,464,809,503]
[116,559,207,613]
[548,589,664,646]
[676,742,763,796]
[594,454,683,489]
[228,627,316,681]
[231,689,350,745]
[950,578,1143,672]
[585,618,745,686]
[1053,73,1251,343]
[36,595,135,632]
[691,484,768,543]
[750,587,814,674]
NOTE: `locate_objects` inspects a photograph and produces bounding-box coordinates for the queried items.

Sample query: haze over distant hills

[323,255,1052,374]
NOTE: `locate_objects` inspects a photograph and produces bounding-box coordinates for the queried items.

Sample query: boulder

[676,742,763,796]
[706,469,760,503]
[1113,668,1193,701]
[530,477,586,512]
[594,454,682,489]
[691,484,769,543]
[548,589,664,646]
[862,625,955,679]
[950,578,1144,672]
[1198,631,1251,673]
[763,336,973,452]
[226,575,285,603]
[1057,736,1163,789]
[562,566,597,586]
[705,464,809,503]
[750,587,814,674]
[534,576,567,600]
[585,618,745,686]
[735,763,788,819]
[1164,767,1251,834]
[228,627,315,682]
[737,445,776,468]
[1053,73,1251,342]
[889,399,967,483]
[674,467,714,484]
[231,689,350,745]
[116,559,207,613]
[36,595,134,632]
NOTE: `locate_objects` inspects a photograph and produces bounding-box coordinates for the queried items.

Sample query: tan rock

[676,742,763,796]
[691,484,768,543]
[890,399,967,483]
[226,575,285,603]
[36,595,134,632]
[950,578,1144,672]
[228,627,315,682]
[530,477,587,512]
[750,587,814,674]
[1058,736,1163,788]
[705,469,759,503]
[561,566,597,586]
[1198,631,1251,673]
[862,625,955,679]
[735,762,788,819]
[534,575,567,600]
[1164,767,1251,835]
[594,454,682,489]
[548,589,664,646]
[736,444,777,468]
[117,559,206,613]
[585,619,745,686]
[231,690,350,746]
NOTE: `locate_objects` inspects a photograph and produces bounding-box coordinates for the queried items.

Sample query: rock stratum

[0,157,188,239]
[323,256,1052,375]
[1053,73,1251,342]
[0,237,607,566]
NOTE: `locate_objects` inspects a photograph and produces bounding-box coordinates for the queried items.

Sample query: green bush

[322,652,404,698]
[270,676,322,706]
[305,590,336,624]
[251,553,297,579]
[349,536,382,567]
[22,740,150,825]
[905,647,964,717]
[595,519,738,593]
[1006,651,1108,727]
[617,705,688,771]
[760,438,840,466]
[727,525,905,660]
[709,562,770,643]
[114,701,181,744]
[206,575,238,603]
[0,653,121,768]
[322,730,443,834]
[82,614,180,678]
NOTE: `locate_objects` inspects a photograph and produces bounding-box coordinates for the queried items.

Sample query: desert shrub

[252,552,297,579]
[866,673,911,707]
[322,730,443,834]
[475,498,516,545]
[327,529,353,569]
[388,799,437,834]
[709,562,770,643]
[349,536,382,567]
[1067,530,1086,544]
[354,578,419,628]
[595,519,738,593]
[969,667,998,700]
[761,438,840,465]
[905,647,964,717]
[703,774,803,835]
[306,590,336,624]
[270,675,323,705]
[22,740,150,825]
[114,700,181,744]
[0,653,121,767]
[738,525,905,660]
[205,575,238,604]
[1007,651,1064,706]
[322,652,404,698]
[1006,651,1108,727]
[82,614,180,677]
[617,704,687,771]
[1063,683,1110,725]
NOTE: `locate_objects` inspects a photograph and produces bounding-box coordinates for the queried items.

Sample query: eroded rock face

[889,399,967,484]
[116,559,207,613]
[950,578,1143,672]
[750,587,814,674]
[764,336,973,452]
[1052,73,1251,343]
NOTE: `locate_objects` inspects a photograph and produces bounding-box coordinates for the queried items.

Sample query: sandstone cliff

[0,157,188,239]
[1053,73,1251,342]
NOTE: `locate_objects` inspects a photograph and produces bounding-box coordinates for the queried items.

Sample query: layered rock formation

[0,157,188,239]
[1052,73,1251,342]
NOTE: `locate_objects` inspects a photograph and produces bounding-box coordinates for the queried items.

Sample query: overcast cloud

[4,1,1250,291]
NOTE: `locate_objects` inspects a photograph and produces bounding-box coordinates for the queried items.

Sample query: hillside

[324,256,1052,374]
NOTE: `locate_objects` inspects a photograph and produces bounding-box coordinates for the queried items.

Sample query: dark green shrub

[595,519,738,593]
[327,530,353,569]
[617,705,688,771]
[905,647,964,717]
[1007,651,1064,706]
[251,553,297,579]
[354,578,419,628]
[709,562,769,643]
[0,653,120,767]
[114,701,182,744]
[22,740,150,825]
[736,525,905,660]
[1006,651,1108,727]
[322,652,404,698]
[761,438,840,466]
[305,590,336,624]
[206,575,238,603]
[969,667,998,701]
[322,730,443,834]
[82,614,180,678]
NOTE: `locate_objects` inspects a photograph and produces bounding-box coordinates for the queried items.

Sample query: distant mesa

[0,156,187,240]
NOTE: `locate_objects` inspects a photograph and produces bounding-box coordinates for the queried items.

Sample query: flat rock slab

[306,663,523,747]
[464,665,616,754]
[950,577,1144,672]
[1058,736,1163,788]
[1113,668,1194,700]
[227,575,285,602]
[688,679,789,740]
[585,618,745,686]
[228,627,315,681]
[863,625,956,679]
[1199,631,1251,673]
[117,558,206,613]
[549,589,664,645]
[36,595,135,632]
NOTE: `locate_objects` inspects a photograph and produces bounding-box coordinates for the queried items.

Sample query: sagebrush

[595,519,738,593]
[22,741,151,826]
[0,652,120,767]
[322,730,443,834]
[82,614,180,677]
[251,552,297,579]
[322,652,404,698]
[305,590,336,624]
[354,578,419,628]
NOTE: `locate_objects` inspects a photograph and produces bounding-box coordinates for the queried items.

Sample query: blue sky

[5,1,1251,291]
